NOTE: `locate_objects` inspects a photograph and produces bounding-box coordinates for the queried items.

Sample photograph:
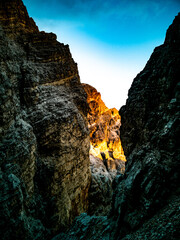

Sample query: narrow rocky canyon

[0,0,180,240]
[54,12,180,240]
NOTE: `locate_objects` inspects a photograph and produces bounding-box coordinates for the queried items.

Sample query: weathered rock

[83,83,125,171]
[88,154,113,216]
[1,0,179,239]
[110,12,180,239]
[52,213,110,240]
[121,194,180,240]
[0,0,38,33]
[55,12,180,240]
[83,84,125,215]
[0,0,91,239]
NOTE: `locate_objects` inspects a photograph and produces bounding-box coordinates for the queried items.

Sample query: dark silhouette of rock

[0,0,91,239]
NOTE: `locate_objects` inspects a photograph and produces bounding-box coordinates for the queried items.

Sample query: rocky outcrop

[83,84,125,171]
[56,12,180,240]
[83,84,125,215]
[0,0,38,33]
[111,12,180,239]
[0,0,91,239]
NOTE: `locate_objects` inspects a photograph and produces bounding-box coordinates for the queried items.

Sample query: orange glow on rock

[83,83,126,163]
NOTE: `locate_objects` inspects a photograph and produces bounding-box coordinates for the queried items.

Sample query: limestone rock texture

[0,0,91,239]
[55,13,180,240]
[83,83,125,215]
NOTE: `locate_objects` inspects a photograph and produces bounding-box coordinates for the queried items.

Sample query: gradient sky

[23,0,180,109]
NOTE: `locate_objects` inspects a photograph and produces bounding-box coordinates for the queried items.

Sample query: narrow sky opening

[23,0,180,109]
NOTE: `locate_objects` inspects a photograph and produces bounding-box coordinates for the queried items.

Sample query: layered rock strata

[56,12,180,240]
[83,84,125,215]
[0,0,91,239]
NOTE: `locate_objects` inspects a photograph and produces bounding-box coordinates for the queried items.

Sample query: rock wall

[82,83,125,215]
[110,12,180,239]
[0,0,91,239]
[55,12,180,240]
[83,84,125,173]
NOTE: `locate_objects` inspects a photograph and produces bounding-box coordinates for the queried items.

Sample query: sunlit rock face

[83,83,125,215]
[83,83,126,175]
[0,0,91,239]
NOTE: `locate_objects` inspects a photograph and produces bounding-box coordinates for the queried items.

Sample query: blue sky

[23,0,180,108]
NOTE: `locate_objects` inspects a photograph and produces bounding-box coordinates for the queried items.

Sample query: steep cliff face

[55,13,180,240]
[111,12,180,239]
[83,84,125,173]
[0,0,91,239]
[82,83,125,215]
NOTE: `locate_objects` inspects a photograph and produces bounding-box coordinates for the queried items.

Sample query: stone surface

[83,84,125,216]
[55,12,180,240]
[83,84,125,169]
[112,12,180,239]
[52,213,110,240]
[121,194,180,240]
[88,154,113,216]
[0,0,91,239]
[0,0,38,33]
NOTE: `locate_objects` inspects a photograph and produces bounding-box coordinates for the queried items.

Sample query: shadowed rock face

[54,13,180,240]
[0,0,91,239]
[113,12,180,239]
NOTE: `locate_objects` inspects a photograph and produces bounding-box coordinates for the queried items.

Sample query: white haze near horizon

[33,19,163,109]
